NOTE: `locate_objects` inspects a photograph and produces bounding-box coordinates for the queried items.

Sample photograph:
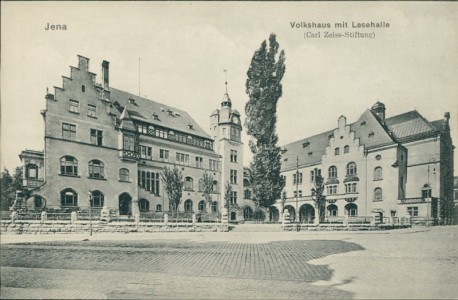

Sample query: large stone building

[19,55,256,221]
[274,102,454,225]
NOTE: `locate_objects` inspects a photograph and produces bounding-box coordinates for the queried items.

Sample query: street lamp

[426,158,435,227]
[87,191,93,236]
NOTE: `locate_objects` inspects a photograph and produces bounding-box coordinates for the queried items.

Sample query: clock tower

[209,81,244,221]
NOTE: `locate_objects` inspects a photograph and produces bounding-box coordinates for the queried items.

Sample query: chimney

[371,101,386,121]
[78,55,89,71]
[102,60,110,90]
[444,112,450,126]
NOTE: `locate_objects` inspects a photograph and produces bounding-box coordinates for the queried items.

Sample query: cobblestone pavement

[1,226,457,299]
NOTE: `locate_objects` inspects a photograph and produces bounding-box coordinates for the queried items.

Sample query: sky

[1,2,457,172]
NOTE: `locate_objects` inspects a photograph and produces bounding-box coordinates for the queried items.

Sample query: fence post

[282,210,290,226]
[100,206,111,222]
[41,211,47,223]
[11,211,18,223]
[370,213,376,226]
[192,213,196,225]
[134,214,140,224]
[404,213,411,226]
[164,213,168,225]
[71,211,78,224]
[221,208,228,224]
[344,215,349,227]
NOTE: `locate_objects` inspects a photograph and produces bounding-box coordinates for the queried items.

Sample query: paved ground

[1,226,457,299]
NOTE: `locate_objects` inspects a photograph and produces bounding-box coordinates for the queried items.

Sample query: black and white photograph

[1,2,457,299]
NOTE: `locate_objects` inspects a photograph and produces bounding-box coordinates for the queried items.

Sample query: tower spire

[221,69,232,108]
[224,69,228,94]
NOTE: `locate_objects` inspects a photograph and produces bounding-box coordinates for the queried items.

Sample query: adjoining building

[19,55,257,221]
[274,102,454,225]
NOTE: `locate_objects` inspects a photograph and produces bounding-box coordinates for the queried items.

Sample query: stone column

[11,211,18,223]
[282,210,290,226]
[71,211,78,224]
[221,208,228,224]
[132,199,140,218]
[164,213,169,225]
[192,213,196,225]
[41,211,47,223]
[100,206,111,222]
[370,213,377,227]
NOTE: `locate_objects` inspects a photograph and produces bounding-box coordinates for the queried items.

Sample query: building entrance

[119,193,132,215]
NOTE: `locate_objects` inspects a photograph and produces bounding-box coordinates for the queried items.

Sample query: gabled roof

[281,105,440,171]
[385,110,438,142]
[281,129,334,170]
[110,88,211,139]
[350,109,396,149]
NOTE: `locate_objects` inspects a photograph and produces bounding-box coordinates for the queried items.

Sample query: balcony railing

[23,179,44,187]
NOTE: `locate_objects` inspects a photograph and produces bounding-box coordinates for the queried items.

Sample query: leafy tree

[1,167,23,211]
[161,166,184,218]
[311,174,326,223]
[245,33,286,209]
[223,182,233,209]
[201,171,214,213]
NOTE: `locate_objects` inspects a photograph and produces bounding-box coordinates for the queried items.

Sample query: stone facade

[276,102,454,225]
[19,55,248,220]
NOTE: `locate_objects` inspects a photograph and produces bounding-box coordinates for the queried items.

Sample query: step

[229,224,284,232]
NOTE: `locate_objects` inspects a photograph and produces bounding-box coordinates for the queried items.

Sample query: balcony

[23,179,44,187]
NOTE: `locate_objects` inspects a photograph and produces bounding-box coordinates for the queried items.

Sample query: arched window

[61,188,78,207]
[346,162,357,176]
[211,201,218,214]
[198,200,206,212]
[335,148,340,155]
[374,167,383,180]
[156,204,162,212]
[60,156,78,176]
[91,190,104,208]
[119,168,130,182]
[26,164,38,179]
[184,177,193,191]
[328,166,337,179]
[327,204,338,216]
[184,199,193,212]
[139,199,149,212]
[345,203,358,217]
[374,188,383,201]
[81,84,86,92]
[344,145,349,153]
[89,160,104,179]
[244,207,253,219]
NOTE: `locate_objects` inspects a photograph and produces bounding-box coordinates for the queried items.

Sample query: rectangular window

[327,185,337,195]
[137,124,148,134]
[176,152,189,165]
[123,135,135,151]
[139,145,152,160]
[90,129,103,146]
[138,171,160,195]
[230,170,238,184]
[230,150,238,163]
[293,173,303,185]
[88,104,97,117]
[345,183,357,193]
[209,159,219,171]
[195,156,203,168]
[407,206,419,217]
[230,191,238,204]
[159,149,169,162]
[62,123,76,140]
[69,100,79,113]
[311,168,321,182]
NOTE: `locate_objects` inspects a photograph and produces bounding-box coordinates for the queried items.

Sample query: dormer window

[308,152,313,156]
[188,124,194,130]
[167,109,173,116]
[81,85,86,93]
[128,98,138,106]
[368,132,374,138]
[152,113,159,120]
[361,121,366,126]
[302,141,310,148]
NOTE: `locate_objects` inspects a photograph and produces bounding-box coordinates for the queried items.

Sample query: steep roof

[385,110,438,142]
[350,109,396,149]
[110,88,211,139]
[281,106,438,171]
[281,129,334,170]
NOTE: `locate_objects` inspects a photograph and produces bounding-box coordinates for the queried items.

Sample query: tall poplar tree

[245,33,286,208]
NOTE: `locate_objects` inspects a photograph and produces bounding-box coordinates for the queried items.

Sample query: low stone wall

[0,220,229,235]
[283,223,412,231]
